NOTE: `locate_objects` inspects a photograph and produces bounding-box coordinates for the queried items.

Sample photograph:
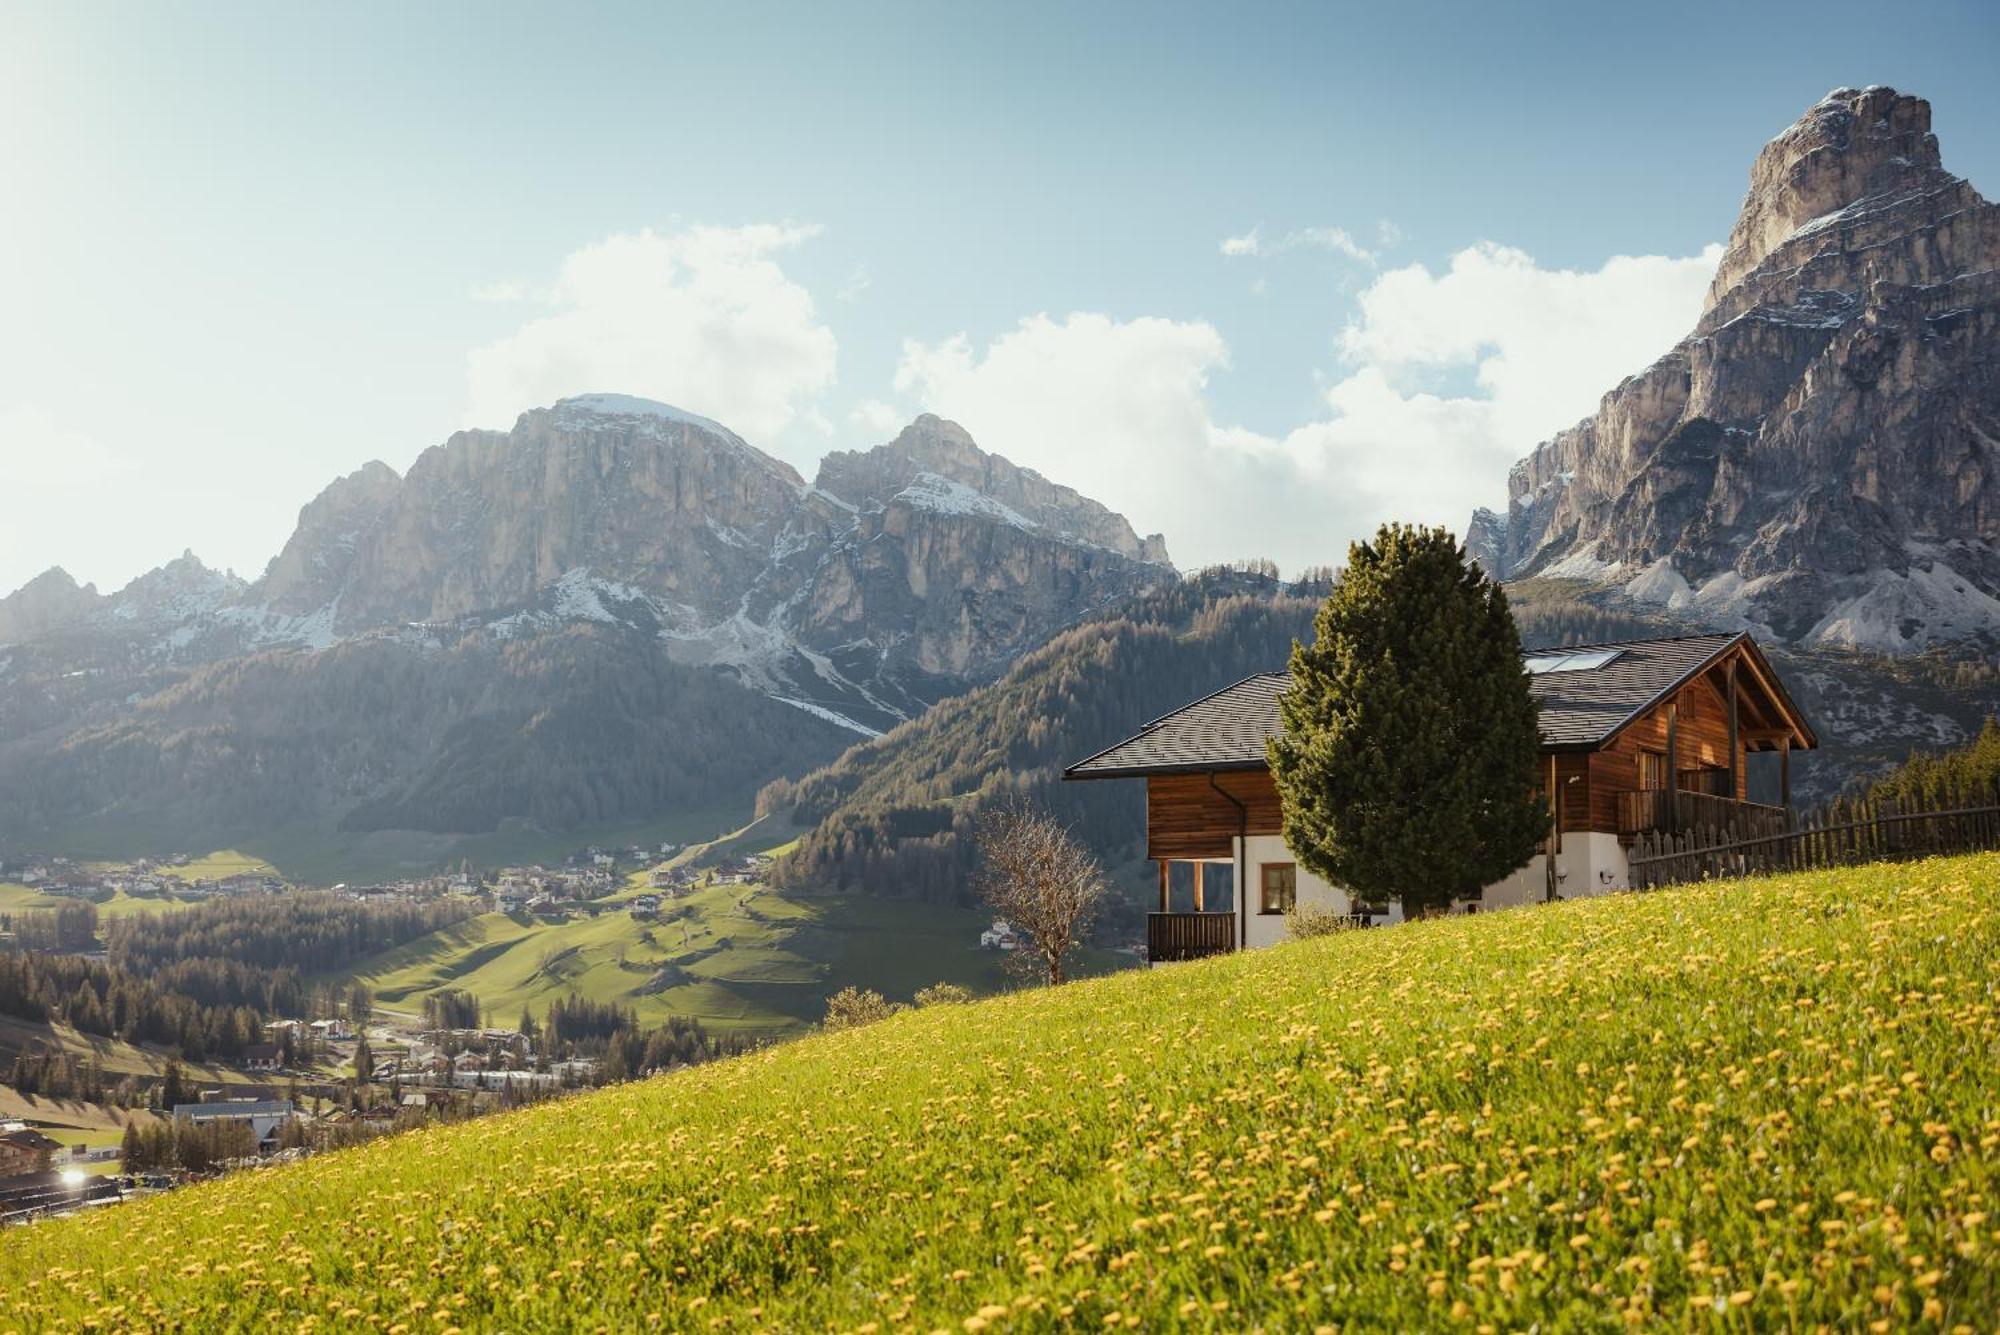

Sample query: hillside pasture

[8,852,2000,1329]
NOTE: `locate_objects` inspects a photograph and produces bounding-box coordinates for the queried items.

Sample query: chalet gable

[1064,631,1814,781]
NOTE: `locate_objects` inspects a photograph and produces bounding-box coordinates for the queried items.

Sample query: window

[1260,863,1296,915]
[1638,750,1666,791]
[1522,647,1626,675]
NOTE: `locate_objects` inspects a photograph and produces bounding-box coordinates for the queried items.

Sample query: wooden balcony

[1616,788,1791,841]
[1147,911,1236,963]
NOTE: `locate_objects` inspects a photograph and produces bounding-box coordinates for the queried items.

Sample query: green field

[8,852,1999,1329]
[0,880,206,921]
[338,879,1125,1036]
[13,805,751,887]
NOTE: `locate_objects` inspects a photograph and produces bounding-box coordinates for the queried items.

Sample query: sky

[3,0,1997,595]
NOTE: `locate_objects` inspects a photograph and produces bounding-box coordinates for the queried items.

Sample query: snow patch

[771,696,882,738]
[892,473,1038,531]
[554,394,734,438]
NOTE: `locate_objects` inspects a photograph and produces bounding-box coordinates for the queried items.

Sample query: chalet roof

[1064,631,1814,780]
[0,1128,61,1152]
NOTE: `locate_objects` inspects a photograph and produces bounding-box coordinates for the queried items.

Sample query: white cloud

[836,265,872,302]
[849,398,906,438]
[888,241,1720,574]
[1337,241,1725,452]
[892,313,1342,568]
[463,223,838,442]
[468,278,532,303]
[1219,228,1262,257]
[1220,224,1384,265]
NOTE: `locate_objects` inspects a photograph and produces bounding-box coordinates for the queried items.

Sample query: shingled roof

[1064,631,1813,779]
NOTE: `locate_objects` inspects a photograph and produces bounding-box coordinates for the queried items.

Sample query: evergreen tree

[1268,524,1546,915]
[160,1060,186,1112]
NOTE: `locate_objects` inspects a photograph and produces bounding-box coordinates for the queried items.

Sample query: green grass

[15,805,748,887]
[0,880,205,921]
[10,853,2000,1330]
[158,849,277,881]
[336,881,1123,1036]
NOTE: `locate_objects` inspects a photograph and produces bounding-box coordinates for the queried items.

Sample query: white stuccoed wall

[1229,830,1630,948]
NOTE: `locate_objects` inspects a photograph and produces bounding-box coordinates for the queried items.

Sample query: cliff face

[0,397,1174,843]
[240,397,1172,726]
[1472,87,2000,651]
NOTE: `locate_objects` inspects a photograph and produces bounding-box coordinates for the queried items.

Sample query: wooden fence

[1628,781,2000,889]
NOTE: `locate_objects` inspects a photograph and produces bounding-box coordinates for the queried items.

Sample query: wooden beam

[1157,860,1169,914]
[1192,861,1205,914]
[1780,736,1792,810]
[1664,701,1680,831]
[1727,659,1740,800]
[1732,641,1809,750]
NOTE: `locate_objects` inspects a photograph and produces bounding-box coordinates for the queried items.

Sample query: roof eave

[1062,759,1272,782]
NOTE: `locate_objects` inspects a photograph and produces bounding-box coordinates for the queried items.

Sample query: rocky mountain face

[1470,87,1999,652]
[0,399,1171,850]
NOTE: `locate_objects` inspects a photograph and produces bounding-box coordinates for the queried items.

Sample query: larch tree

[1267,523,1546,916]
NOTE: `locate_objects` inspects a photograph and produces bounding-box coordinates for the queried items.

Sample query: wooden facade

[1144,637,1812,858]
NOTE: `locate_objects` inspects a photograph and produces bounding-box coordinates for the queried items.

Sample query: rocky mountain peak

[1707,86,1945,308]
[0,566,101,643]
[1470,86,1999,653]
[815,414,1171,565]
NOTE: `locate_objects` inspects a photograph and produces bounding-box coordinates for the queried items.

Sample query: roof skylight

[1523,647,1626,675]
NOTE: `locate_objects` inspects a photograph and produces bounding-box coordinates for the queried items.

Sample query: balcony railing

[1147,912,1236,963]
[1616,788,1791,840]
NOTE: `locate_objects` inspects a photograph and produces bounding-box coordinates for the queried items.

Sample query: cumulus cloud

[464,223,838,441]
[891,313,1343,567]
[888,241,1720,573]
[1337,241,1725,451]
[849,398,906,438]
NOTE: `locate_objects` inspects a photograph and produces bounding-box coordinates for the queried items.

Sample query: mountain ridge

[1469,85,1999,653]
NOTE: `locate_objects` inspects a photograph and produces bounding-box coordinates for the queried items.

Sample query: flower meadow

[6,853,2000,1332]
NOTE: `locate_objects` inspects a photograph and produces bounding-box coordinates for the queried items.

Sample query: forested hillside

[0,623,853,853]
[761,571,1679,905]
[761,568,1998,906]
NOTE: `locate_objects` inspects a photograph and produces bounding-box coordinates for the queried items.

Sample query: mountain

[1469,86,1999,652]
[0,399,1172,858]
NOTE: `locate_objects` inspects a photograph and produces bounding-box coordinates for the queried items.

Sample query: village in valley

[4,5,2000,1324]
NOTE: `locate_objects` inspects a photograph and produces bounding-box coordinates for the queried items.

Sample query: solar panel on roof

[1522,647,1626,675]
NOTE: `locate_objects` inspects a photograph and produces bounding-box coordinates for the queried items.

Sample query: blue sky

[4,0,1997,593]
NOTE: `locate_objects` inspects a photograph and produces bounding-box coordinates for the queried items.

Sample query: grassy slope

[10,853,2000,1331]
[339,878,1124,1037]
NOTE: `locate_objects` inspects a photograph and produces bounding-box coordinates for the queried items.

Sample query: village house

[239,1043,283,1072]
[1065,632,1817,964]
[170,1099,298,1154]
[0,1126,61,1177]
[309,1018,354,1042]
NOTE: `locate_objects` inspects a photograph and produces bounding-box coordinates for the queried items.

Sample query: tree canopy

[1268,524,1546,914]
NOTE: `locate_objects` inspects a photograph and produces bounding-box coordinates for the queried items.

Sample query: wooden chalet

[1063,631,1817,963]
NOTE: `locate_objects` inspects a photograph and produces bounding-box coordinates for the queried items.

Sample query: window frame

[1259,862,1296,916]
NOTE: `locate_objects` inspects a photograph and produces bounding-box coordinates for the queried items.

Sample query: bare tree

[975,802,1107,986]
